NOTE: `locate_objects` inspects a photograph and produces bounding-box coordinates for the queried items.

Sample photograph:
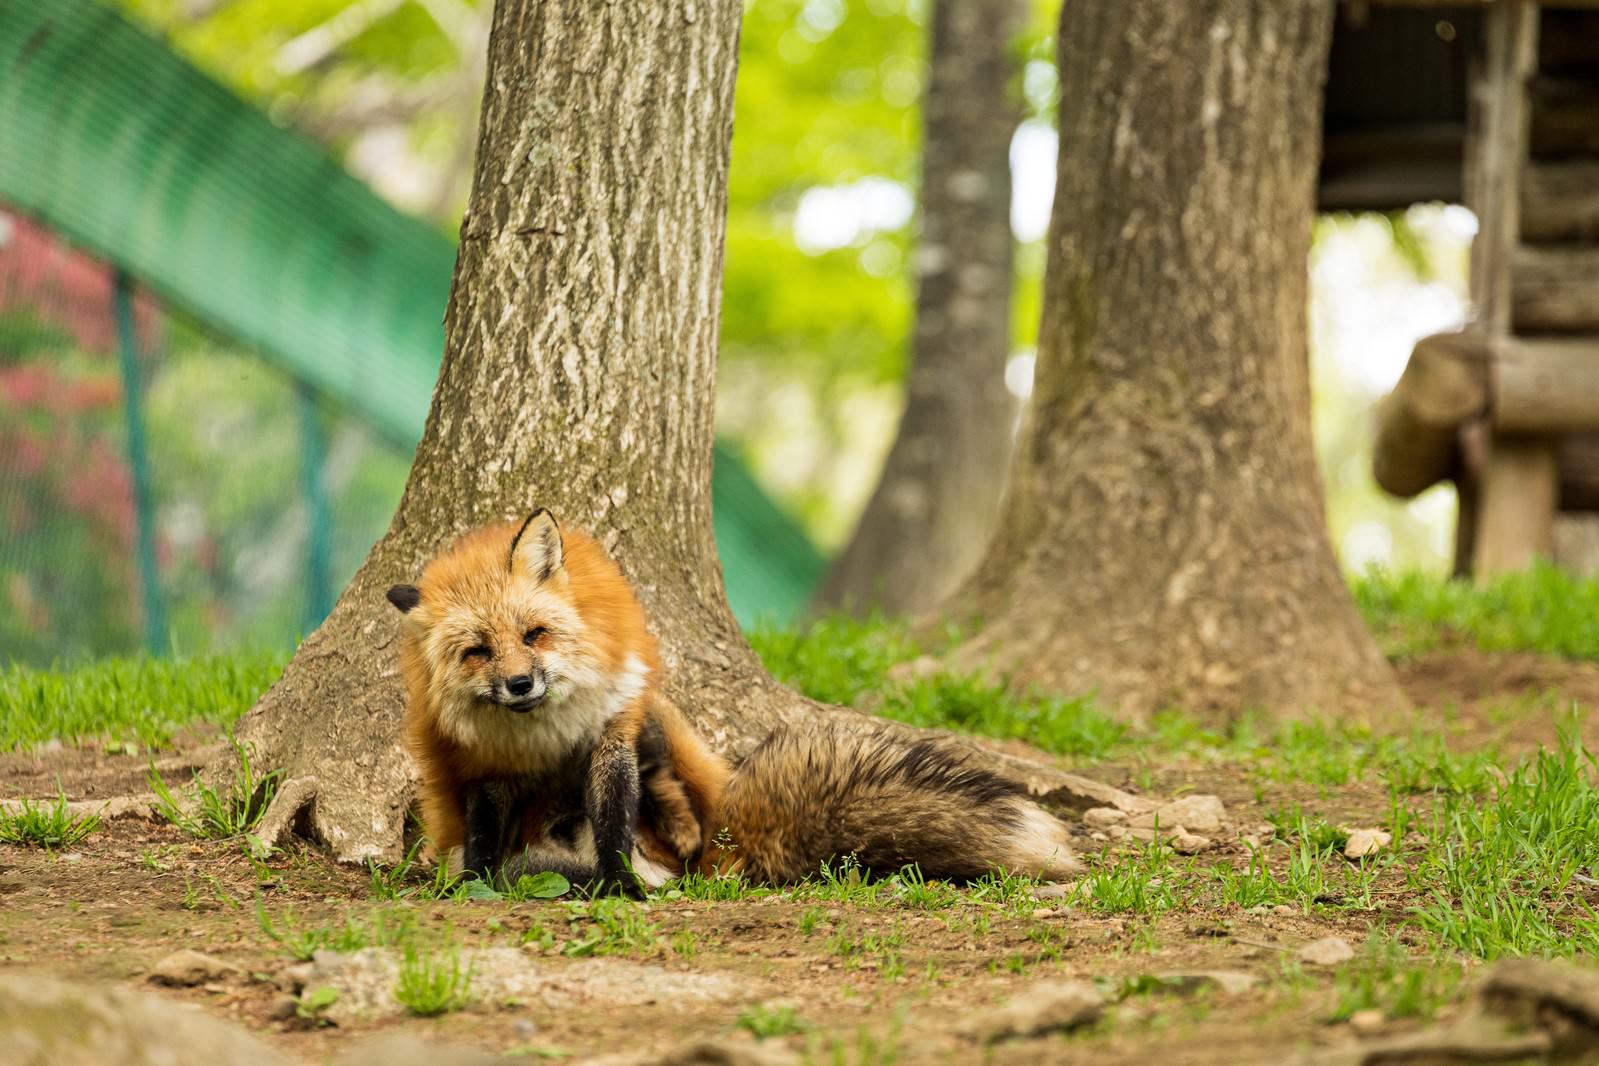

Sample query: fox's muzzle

[492,670,547,712]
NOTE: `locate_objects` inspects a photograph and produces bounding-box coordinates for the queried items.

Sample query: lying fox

[386,510,1080,894]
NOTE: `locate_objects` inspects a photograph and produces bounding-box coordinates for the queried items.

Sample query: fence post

[297,383,333,633]
[112,270,167,654]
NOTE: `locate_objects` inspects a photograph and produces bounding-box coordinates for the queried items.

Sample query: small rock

[1150,971,1259,997]
[1155,794,1226,833]
[1031,884,1069,901]
[962,980,1104,1042]
[149,950,244,987]
[277,963,314,992]
[336,1034,502,1066]
[1170,831,1211,854]
[1090,831,1109,842]
[0,975,290,1065]
[1343,828,1393,860]
[1299,936,1356,966]
[1083,807,1126,828]
[1031,908,1061,919]
[267,995,298,1021]
[650,1039,798,1066]
[512,1019,537,1040]
[1272,905,1297,917]
[1348,1008,1385,1033]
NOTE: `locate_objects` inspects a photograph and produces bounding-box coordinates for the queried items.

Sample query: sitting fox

[386,510,1080,894]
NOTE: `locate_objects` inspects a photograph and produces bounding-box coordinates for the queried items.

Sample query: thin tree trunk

[225,0,1124,864]
[941,0,1404,721]
[812,0,1021,617]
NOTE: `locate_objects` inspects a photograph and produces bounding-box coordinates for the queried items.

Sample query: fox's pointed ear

[386,584,422,613]
[510,508,565,583]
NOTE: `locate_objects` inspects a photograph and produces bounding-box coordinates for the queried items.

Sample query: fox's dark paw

[592,872,646,900]
[591,869,645,901]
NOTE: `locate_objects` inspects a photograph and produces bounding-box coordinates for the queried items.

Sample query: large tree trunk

[811,0,1021,617]
[226,0,1126,864]
[940,0,1403,721]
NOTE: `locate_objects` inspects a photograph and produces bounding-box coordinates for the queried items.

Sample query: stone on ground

[308,947,748,1025]
[1297,937,1356,967]
[1127,795,1227,834]
[1151,971,1258,997]
[1341,829,1391,860]
[147,950,246,987]
[0,974,290,1066]
[961,979,1105,1042]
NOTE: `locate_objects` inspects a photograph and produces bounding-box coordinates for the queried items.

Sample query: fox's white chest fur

[434,654,651,776]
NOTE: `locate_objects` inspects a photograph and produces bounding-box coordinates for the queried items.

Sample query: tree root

[247,775,320,858]
[0,794,158,821]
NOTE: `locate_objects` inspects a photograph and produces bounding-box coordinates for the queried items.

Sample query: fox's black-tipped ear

[510,508,565,583]
[386,584,422,613]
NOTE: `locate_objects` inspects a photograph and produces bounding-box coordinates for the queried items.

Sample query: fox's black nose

[506,674,535,697]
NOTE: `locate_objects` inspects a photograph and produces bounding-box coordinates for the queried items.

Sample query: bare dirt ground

[1,648,1595,1065]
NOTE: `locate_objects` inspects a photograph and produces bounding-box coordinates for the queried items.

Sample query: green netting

[0,0,823,657]
[0,212,407,663]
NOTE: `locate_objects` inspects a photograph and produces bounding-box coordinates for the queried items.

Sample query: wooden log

[1522,162,1599,240]
[1470,3,1535,334]
[1471,1,1552,579]
[1530,77,1599,158]
[1474,435,1559,574]
[1373,332,1491,497]
[1494,335,1599,431]
[1512,246,1599,332]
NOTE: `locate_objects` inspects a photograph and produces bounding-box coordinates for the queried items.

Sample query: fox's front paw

[592,867,646,900]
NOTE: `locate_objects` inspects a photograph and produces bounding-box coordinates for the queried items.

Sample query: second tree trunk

[813,0,1022,617]
[943,0,1404,720]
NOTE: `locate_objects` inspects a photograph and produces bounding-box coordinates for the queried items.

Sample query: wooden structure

[1355,0,1599,576]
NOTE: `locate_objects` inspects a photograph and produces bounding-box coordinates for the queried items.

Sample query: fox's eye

[523,627,547,646]
[461,644,491,662]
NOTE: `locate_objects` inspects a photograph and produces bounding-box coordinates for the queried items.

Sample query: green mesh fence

[0,208,406,664]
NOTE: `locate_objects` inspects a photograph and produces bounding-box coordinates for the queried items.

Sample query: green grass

[878,673,1125,759]
[1406,727,1599,959]
[749,613,923,707]
[258,901,417,961]
[148,734,281,840]
[1329,935,1463,1022]
[558,898,660,957]
[0,650,287,751]
[1354,563,1599,661]
[393,944,473,1016]
[737,1003,809,1040]
[0,789,100,848]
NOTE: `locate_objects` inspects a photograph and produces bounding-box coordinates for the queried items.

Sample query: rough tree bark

[811,0,1022,616]
[939,0,1404,721]
[224,0,1127,864]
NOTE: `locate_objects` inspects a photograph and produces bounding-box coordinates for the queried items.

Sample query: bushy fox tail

[704,719,1082,884]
